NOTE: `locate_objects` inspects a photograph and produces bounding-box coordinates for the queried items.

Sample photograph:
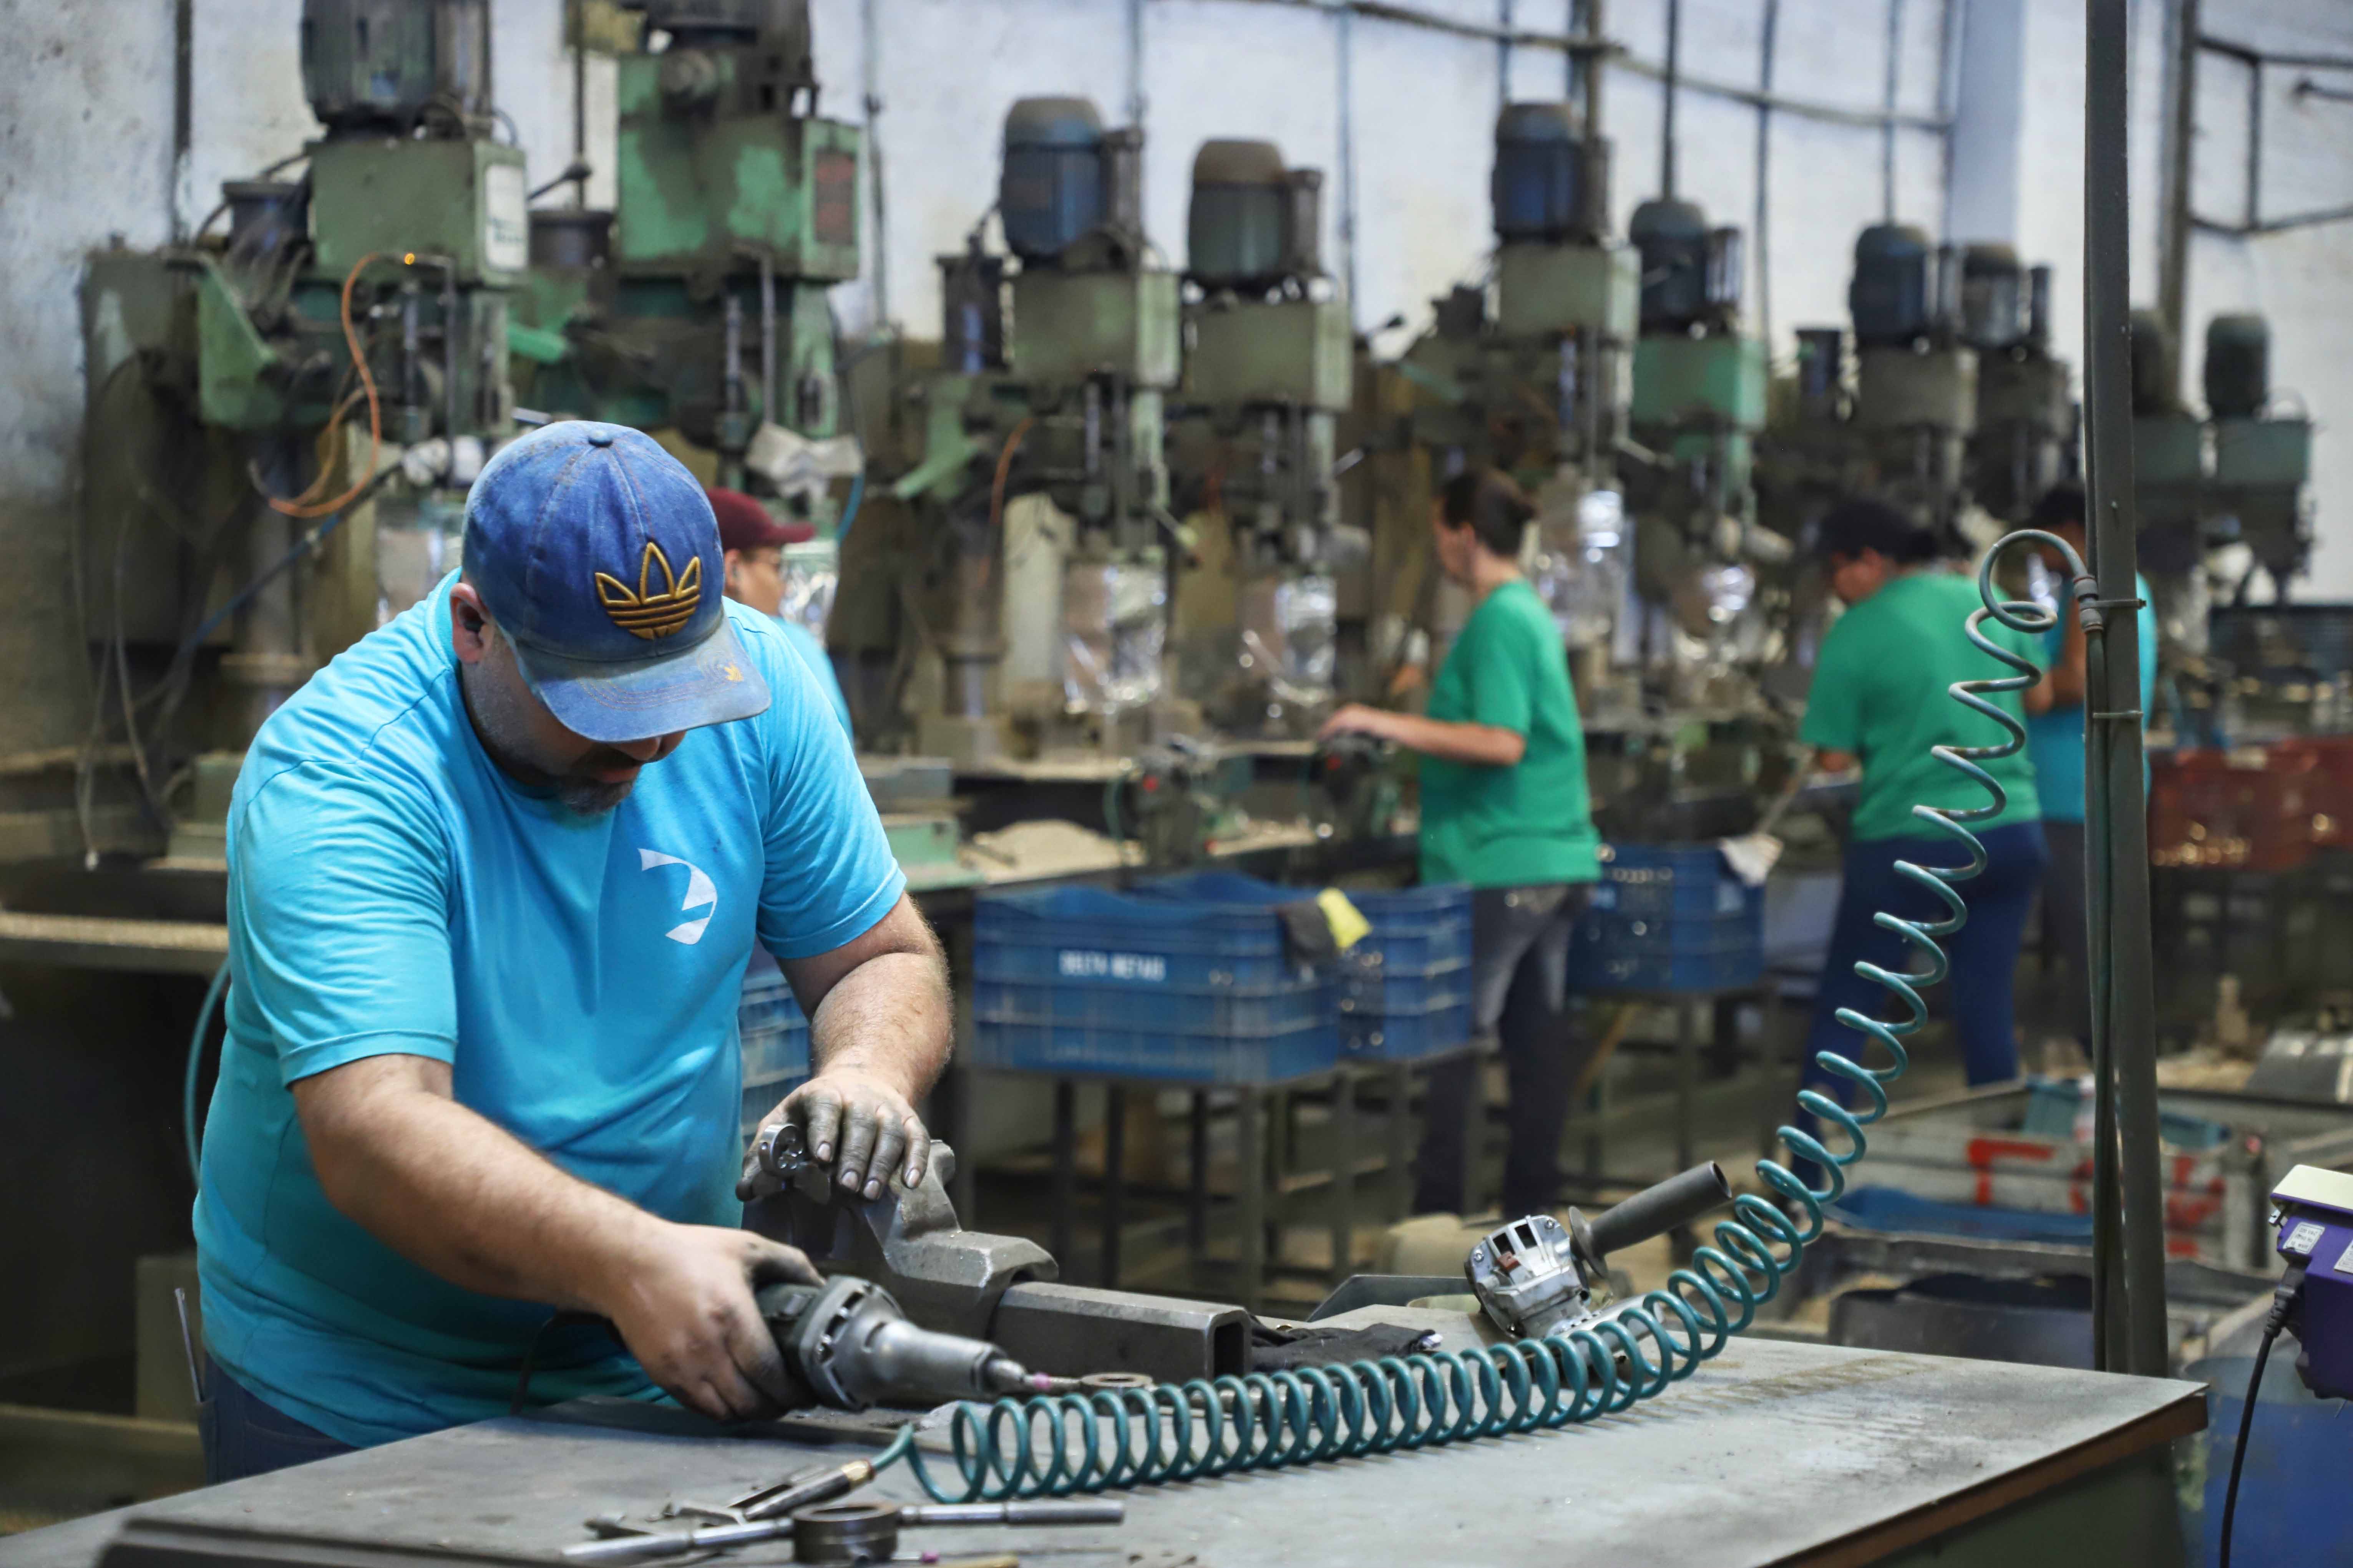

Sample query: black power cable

[2220,1263,2306,1568]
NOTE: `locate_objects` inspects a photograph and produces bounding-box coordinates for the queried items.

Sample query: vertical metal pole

[1126,0,1147,131]
[2156,0,2198,368]
[1051,1079,1077,1272]
[1188,1090,1210,1257]
[1499,0,1515,118]
[1336,5,1360,329]
[1102,1085,1127,1288]
[2245,57,2262,230]
[2083,0,2170,1379]
[1754,0,1779,349]
[1582,0,1606,148]
[1661,0,1680,199]
[171,0,192,241]
[861,0,890,328]
[1882,0,1905,221]
[571,0,589,208]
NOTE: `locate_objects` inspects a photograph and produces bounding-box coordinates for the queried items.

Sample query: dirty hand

[598,1223,817,1423]
[738,1069,930,1203]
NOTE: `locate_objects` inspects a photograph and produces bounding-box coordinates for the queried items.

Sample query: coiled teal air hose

[872,535,2084,1503]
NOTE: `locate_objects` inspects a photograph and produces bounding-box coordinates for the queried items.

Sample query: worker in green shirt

[1322,469,1601,1216]
[1798,499,2051,1111]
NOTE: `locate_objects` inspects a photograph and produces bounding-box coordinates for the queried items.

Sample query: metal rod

[2157,0,2201,370]
[759,250,777,427]
[1336,4,1360,327]
[2200,35,2353,71]
[1881,0,1905,221]
[1498,0,1513,116]
[2196,201,2353,236]
[1753,0,1777,349]
[171,0,192,241]
[1661,0,1679,199]
[2247,53,2262,230]
[1102,1085,1126,1288]
[862,0,890,327]
[571,0,589,208]
[2297,76,2353,104]
[2083,0,2170,1380]
[1934,0,1962,242]
[1127,0,1148,129]
[1580,0,1605,143]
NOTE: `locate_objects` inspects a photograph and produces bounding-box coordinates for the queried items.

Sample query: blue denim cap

[462,421,772,743]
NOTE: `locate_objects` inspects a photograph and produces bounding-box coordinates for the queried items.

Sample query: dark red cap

[706,487,815,552]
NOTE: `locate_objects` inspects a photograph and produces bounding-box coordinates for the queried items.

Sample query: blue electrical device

[2268,1164,2353,1399]
[2219,1164,2353,1565]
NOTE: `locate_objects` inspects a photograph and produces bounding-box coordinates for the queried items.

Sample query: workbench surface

[0,1338,2202,1568]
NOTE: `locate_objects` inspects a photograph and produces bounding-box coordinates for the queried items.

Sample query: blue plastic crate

[1579,909,1757,954]
[1345,883,1473,975]
[971,1017,1340,1084]
[1572,934,1762,992]
[975,974,1328,1035]
[1590,843,1760,921]
[1338,955,1470,1017]
[1341,995,1474,1061]
[976,884,1308,990]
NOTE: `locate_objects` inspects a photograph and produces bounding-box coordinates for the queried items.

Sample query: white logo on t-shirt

[639,848,718,945]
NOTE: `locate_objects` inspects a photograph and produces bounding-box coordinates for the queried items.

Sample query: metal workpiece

[988,1281,1252,1384]
[745,1140,1057,1341]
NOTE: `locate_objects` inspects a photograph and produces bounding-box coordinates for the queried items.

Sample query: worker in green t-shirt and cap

[1322,469,1601,1216]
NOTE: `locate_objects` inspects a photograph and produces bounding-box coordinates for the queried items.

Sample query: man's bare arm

[294,1054,818,1422]
[768,893,952,1201]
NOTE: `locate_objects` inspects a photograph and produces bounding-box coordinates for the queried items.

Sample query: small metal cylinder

[792,1502,899,1563]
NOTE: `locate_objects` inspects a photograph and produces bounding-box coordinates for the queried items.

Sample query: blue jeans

[1802,821,2049,1122]
[197,1357,357,1484]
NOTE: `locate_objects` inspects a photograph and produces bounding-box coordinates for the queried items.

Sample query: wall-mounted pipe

[863,0,890,328]
[1753,0,1778,348]
[1880,0,1905,221]
[1661,0,1679,199]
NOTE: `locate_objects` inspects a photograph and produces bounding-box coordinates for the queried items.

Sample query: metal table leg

[1330,1068,1357,1285]
[1101,1084,1126,1289]
[1386,1062,1411,1222]
[1188,1089,1210,1261]
[1051,1079,1076,1272]
[1459,1050,1485,1217]
[1676,1000,1698,1174]
[1237,1088,1267,1313]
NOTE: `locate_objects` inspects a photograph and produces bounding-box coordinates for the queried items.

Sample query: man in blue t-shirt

[194,423,949,1481]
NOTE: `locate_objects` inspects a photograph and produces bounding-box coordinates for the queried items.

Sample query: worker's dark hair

[1437,469,1537,557]
[1814,497,1936,565]
[2030,482,2088,532]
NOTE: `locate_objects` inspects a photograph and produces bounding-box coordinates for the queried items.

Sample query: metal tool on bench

[1467,1163,1735,1340]
[566,1475,1121,1565]
[743,1122,1252,1385]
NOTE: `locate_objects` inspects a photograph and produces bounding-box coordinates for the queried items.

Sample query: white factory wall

[6,0,2353,746]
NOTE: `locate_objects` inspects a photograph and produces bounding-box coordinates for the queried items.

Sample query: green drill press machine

[79,0,525,857]
[885,97,1182,767]
[1167,138,1349,738]
[511,0,860,506]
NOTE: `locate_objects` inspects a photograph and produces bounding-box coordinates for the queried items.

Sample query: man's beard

[461,666,640,817]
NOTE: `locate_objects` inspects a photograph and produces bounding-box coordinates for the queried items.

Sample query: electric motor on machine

[1490,102,1605,244]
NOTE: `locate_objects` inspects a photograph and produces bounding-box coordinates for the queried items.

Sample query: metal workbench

[0,1335,2200,1568]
